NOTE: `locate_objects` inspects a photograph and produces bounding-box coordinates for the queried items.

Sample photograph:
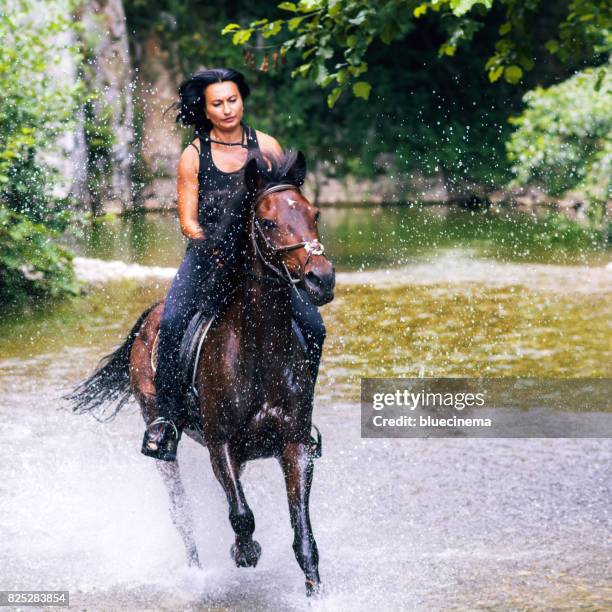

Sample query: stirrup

[141,416,180,462]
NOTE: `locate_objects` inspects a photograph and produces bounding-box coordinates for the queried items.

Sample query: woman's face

[204,81,244,131]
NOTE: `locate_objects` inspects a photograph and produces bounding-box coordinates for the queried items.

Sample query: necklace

[208,123,247,148]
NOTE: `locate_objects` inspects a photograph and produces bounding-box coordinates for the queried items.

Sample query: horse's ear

[287,150,307,187]
[244,157,260,194]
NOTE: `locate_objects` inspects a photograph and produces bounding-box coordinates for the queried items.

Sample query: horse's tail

[63,301,161,421]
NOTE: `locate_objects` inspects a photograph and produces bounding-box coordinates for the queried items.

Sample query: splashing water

[1,207,610,609]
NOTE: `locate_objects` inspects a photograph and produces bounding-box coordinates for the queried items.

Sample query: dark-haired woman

[142,68,326,461]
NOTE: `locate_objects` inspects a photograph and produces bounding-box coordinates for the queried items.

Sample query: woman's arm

[177,144,205,240]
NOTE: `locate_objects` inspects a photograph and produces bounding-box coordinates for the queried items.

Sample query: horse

[64,151,335,596]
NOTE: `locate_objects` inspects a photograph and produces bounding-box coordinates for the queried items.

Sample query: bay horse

[65,151,335,596]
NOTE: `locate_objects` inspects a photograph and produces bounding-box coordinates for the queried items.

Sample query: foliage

[507,64,611,222]
[0,208,81,310]
[0,0,83,220]
[124,0,247,76]
[306,31,521,189]
[124,1,608,201]
[223,0,611,107]
[125,0,521,188]
[0,0,83,306]
[531,211,610,249]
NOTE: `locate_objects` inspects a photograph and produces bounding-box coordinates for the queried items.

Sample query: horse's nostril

[305,270,335,293]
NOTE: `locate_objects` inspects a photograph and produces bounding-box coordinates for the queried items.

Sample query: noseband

[248,183,326,294]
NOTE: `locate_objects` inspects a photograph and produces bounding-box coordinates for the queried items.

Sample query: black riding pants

[154,242,326,421]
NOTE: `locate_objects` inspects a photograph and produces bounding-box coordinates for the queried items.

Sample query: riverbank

[110,175,612,221]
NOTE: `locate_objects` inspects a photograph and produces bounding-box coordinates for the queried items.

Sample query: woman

[142,68,326,461]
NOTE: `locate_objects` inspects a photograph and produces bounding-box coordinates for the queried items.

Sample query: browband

[255,183,300,203]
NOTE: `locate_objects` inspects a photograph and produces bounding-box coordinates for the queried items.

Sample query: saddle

[150,309,231,429]
[149,307,320,455]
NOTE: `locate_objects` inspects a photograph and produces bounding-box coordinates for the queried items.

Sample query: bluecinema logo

[372,389,485,411]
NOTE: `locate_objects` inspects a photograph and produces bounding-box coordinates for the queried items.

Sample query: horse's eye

[314,211,321,223]
[260,218,277,230]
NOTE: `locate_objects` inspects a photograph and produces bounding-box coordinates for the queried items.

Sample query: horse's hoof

[305,579,321,597]
[230,540,262,568]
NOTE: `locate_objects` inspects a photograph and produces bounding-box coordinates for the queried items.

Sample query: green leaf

[329,0,343,17]
[499,22,511,35]
[504,65,523,84]
[348,62,367,77]
[413,4,428,17]
[488,65,504,82]
[484,56,497,71]
[291,62,312,77]
[315,62,329,85]
[545,39,559,54]
[317,46,333,59]
[221,23,241,35]
[294,34,307,48]
[348,10,369,26]
[346,34,358,48]
[439,43,456,56]
[232,29,252,45]
[262,20,283,38]
[288,16,304,30]
[336,68,349,84]
[352,81,371,100]
[449,0,493,17]
[278,1,298,11]
[327,86,342,108]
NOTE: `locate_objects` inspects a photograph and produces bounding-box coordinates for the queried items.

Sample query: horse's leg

[208,443,261,567]
[136,391,201,569]
[280,441,321,596]
[155,458,201,568]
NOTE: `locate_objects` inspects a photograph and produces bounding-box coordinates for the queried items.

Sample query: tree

[0,0,82,308]
[223,0,611,107]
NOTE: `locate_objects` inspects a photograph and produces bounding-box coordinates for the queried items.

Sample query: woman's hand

[189,229,206,241]
[187,229,209,251]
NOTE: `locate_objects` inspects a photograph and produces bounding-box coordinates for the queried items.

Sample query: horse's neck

[239,230,293,352]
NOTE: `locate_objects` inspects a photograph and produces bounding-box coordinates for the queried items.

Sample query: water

[1,206,611,610]
[62,205,611,270]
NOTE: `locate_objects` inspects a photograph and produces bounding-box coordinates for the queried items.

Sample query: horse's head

[244,151,335,306]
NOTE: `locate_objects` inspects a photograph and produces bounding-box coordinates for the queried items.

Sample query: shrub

[0,207,81,311]
[507,64,611,224]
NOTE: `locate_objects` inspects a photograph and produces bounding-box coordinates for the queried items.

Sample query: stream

[1,205,610,610]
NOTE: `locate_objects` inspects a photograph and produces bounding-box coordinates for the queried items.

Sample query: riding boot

[142,352,186,462]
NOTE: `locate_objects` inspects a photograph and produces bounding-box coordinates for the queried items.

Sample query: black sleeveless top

[189,122,261,265]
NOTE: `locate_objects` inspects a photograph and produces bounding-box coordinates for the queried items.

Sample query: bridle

[242,183,326,298]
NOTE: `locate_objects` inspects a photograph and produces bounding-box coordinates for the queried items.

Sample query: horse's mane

[256,150,304,190]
